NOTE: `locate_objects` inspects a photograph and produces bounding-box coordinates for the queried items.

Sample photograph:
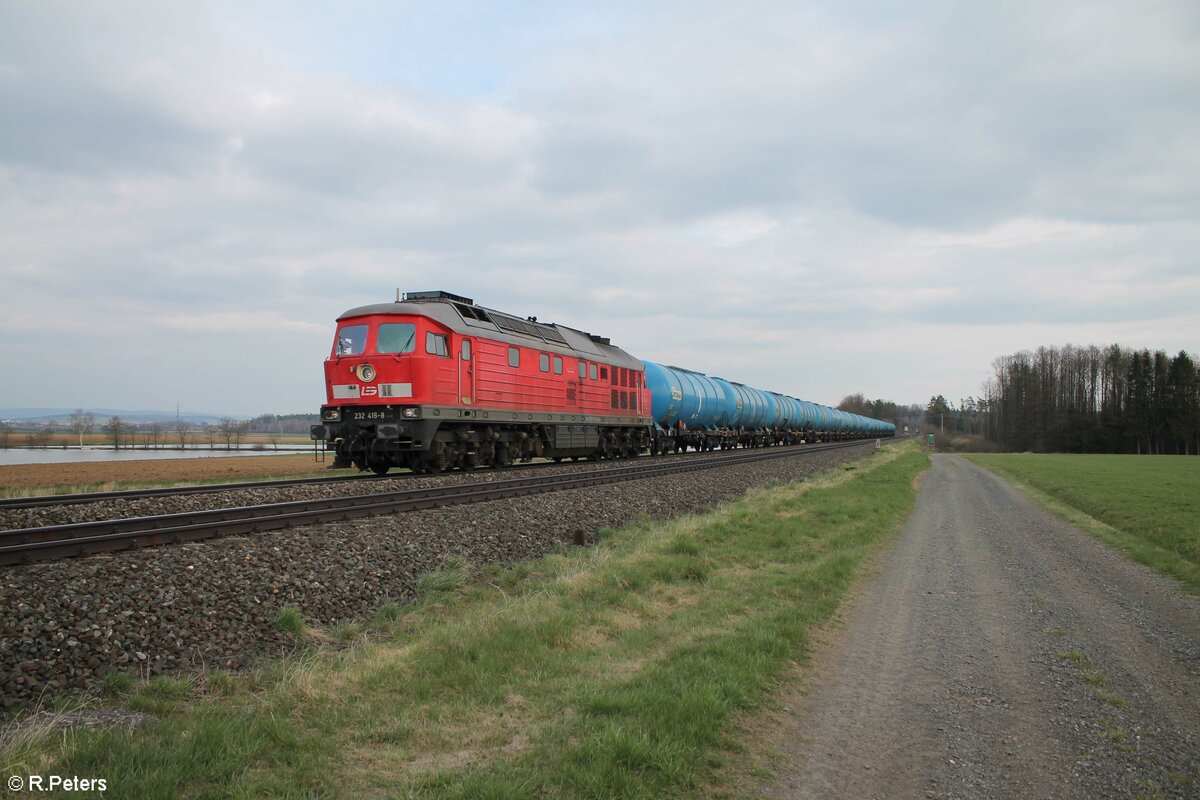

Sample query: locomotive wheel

[463,452,477,472]
[422,442,449,474]
[493,445,511,469]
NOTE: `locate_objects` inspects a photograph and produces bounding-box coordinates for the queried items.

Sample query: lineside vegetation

[2,443,928,799]
[967,453,1200,593]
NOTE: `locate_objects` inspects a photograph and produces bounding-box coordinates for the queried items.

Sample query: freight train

[310,291,895,474]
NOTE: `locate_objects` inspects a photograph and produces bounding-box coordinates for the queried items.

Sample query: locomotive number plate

[353,411,388,420]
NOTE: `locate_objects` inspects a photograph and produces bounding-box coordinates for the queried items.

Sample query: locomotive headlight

[321,407,341,422]
[356,363,376,382]
[402,407,421,418]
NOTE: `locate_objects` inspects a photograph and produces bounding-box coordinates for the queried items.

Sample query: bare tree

[217,417,237,450]
[0,420,12,449]
[105,416,126,450]
[148,421,165,449]
[233,420,249,450]
[174,419,192,449]
[69,409,95,448]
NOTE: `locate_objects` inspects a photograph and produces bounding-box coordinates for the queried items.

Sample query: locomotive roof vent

[588,334,611,345]
[402,290,475,305]
[454,303,493,323]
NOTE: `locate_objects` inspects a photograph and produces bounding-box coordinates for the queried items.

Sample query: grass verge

[2,443,928,799]
[965,454,1200,593]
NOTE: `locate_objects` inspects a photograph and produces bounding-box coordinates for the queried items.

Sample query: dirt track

[759,455,1199,799]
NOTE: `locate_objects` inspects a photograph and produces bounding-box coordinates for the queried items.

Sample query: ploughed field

[0,454,347,493]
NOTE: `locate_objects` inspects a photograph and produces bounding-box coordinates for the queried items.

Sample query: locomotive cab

[314,311,463,472]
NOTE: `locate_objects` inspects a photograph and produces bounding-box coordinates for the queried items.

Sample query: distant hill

[0,408,235,425]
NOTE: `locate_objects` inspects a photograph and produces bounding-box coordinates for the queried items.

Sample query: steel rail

[0,453,636,510]
[0,473,396,511]
[0,440,873,566]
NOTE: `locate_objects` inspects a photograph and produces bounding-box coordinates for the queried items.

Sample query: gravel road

[759,454,1199,800]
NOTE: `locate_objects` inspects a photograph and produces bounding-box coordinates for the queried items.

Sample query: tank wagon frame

[312,292,896,474]
[641,363,892,453]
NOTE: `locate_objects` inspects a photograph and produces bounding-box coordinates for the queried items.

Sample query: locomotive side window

[600,367,608,381]
[508,347,520,367]
[539,353,550,373]
[578,361,586,379]
[590,364,598,380]
[461,340,471,361]
[425,332,449,357]
[335,324,368,356]
[376,323,416,354]
[553,356,563,375]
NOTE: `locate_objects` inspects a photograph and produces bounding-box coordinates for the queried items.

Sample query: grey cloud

[0,76,219,177]
[1,1,1197,414]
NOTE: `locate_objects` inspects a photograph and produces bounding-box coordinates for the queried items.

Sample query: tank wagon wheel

[552,456,563,463]
[369,460,390,476]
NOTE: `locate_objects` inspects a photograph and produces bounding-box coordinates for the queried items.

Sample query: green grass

[275,606,307,637]
[966,454,1200,593]
[2,444,929,799]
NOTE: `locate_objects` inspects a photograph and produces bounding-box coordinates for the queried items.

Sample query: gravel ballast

[0,443,875,712]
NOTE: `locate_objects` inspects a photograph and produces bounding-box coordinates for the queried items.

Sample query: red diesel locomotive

[311,291,653,474]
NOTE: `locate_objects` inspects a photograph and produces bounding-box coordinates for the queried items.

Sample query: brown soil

[0,454,343,490]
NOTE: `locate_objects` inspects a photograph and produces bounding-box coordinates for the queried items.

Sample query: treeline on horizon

[835,395,923,429]
[922,345,1199,455]
[0,413,320,450]
[986,345,1199,454]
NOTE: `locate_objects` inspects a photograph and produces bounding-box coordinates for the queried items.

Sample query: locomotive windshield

[376,323,417,354]
[335,324,368,356]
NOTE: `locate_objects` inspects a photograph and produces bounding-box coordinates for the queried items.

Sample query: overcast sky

[2,1,1197,417]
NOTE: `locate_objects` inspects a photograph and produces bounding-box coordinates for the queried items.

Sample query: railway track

[0,452,671,511]
[0,440,872,566]
[0,439,882,510]
[0,472,391,510]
